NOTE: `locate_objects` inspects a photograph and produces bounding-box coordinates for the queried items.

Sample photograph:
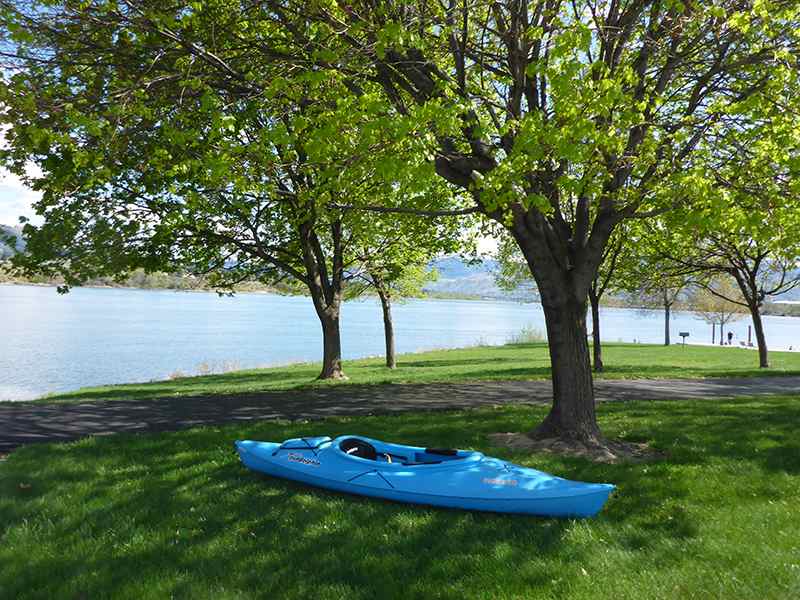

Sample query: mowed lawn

[34,342,800,403]
[1,396,799,599]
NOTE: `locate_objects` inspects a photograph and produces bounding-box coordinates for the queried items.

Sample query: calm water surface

[2,284,799,401]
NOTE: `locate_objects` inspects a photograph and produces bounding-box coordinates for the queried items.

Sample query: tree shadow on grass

[602,399,800,475]
[3,398,799,598]
[0,428,575,598]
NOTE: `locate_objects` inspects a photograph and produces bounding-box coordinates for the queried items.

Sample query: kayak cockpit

[335,435,480,467]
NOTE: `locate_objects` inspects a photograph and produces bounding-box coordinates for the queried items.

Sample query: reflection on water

[1,284,798,400]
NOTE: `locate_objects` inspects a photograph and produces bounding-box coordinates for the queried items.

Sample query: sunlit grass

[34,342,800,403]
[2,396,799,599]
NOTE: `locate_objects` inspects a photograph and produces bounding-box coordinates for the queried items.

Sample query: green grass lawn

[1,396,799,599]
[33,342,800,403]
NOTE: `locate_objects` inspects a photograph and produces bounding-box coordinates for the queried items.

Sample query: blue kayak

[235,435,615,518]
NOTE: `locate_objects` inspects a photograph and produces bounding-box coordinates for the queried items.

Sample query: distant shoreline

[0,280,538,304]
[3,279,798,317]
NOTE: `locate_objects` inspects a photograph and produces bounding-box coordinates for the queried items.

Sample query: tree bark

[299,220,347,380]
[749,304,769,368]
[588,288,603,372]
[507,209,616,445]
[377,288,396,369]
[663,289,671,346]
[318,309,345,379]
[531,296,601,443]
[731,271,770,368]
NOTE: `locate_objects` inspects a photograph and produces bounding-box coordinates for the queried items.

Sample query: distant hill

[425,255,537,301]
[0,224,25,260]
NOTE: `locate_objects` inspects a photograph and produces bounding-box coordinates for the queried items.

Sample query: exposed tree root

[317,371,349,381]
[488,432,666,463]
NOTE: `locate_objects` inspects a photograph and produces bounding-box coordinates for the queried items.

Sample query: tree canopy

[2,0,800,450]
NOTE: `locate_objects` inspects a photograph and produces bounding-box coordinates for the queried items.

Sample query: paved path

[1,376,798,453]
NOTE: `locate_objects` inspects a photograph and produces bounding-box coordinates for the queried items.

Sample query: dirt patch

[488,432,666,463]
[0,452,9,462]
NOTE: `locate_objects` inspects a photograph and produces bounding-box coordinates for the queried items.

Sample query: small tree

[636,280,692,347]
[347,216,464,369]
[689,278,746,346]
[656,125,800,366]
[587,234,625,372]
[616,237,694,346]
[356,263,436,369]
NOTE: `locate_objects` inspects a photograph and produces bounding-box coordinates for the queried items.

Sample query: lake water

[2,284,800,401]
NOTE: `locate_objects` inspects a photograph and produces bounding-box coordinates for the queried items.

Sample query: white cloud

[477,235,498,255]
[0,123,42,226]
[0,167,41,226]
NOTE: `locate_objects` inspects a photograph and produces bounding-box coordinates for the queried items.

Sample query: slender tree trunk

[318,309,345,379]
[732,273,769,368]
[663,288,671,346]
[377,288,396,369]
[299,220,346,380]
[532,296,600,442]
[588,288,603,372]
[719,321,724,346]
[749,304,769,368]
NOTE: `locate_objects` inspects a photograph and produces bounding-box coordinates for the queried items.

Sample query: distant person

[727,331,733,345]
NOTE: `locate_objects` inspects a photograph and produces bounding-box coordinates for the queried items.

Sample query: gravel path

[1,376,798,453]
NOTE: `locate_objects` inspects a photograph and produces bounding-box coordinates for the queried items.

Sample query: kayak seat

[340,438,378,461]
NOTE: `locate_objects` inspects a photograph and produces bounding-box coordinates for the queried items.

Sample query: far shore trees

[3,1,800,452]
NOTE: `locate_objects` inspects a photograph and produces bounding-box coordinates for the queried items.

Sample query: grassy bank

[37,342,800,404]
[1,396,798,599]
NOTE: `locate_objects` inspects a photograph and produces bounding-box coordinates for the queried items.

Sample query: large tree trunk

[505,209,616,446]
[749,304,769,368]
[588,288,603,372]
[532,296,601,442]
[377,288,396,369]
[318,309,345,379]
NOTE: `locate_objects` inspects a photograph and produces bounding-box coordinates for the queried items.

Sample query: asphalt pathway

[1,376,798,453]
